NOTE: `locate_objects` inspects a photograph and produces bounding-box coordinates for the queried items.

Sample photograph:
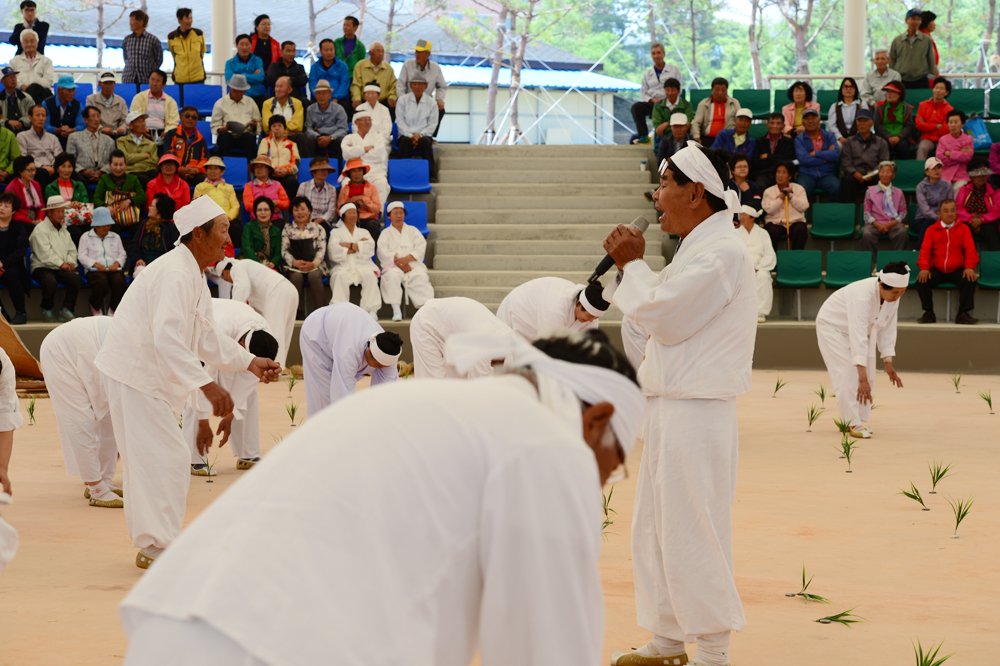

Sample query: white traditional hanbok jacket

[816,277,899,366]
[376,223,426,274]
[39,316,113,422]
[327,224,378,283]
[497,277,598,343]
[608,211,757,399]
[119,376,604,666]
[737,223,776,273]
[229,258,291,313]
[341,129,389,177]
[356,100,393,143]
[0,347,22,433]
[94,245,254,414]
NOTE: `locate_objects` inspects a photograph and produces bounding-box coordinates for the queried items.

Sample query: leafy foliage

[602,484,618,541]
[286,401,299,427]
[815,607,866,626]
[772,374,788,397]
[950,372,962,393]
[812,383,827,406]
[792,564,831,603]
[912,638,955,666]
[979,389,994,414]
[836,437,860,472]
[806,404,825,431]
[928,460,954,493]
[946,495,975,537]
[26,396,35,426]
[897,481,928,510]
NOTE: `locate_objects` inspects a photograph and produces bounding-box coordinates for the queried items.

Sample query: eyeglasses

[607,441,628,485]
[183,114,198,119]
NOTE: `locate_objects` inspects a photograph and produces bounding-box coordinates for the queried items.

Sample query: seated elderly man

[295,156,338,228]
[263,76,309,159]
[691,77,740,145]
[355,83,392,144]
[160,105,208,186]
[350,41,397,117]
[839,108,889,203]
[9,28,52,103]
[497,277,609,342]
[711,108,755,157]
[67,105,115,185]
[794,107,841,201]
[377,201,433,321]
[28,195,80,322]
[86,71,129,138]
[395,72,437,178]
[917,198,978,325]
[16,104,59,188]
[304,79,347,160]
[651,78,693,151]
[210,74,261,158]
[751,112,797,190]
[656,113,693,164]
[340,109,389,204]
[128,69,178,142]
[43,75,84,148]
[734,204,776,323]
[327,202,381,318]
[860,160,908,256]
[115,111,159,186]
[0,65,33,134]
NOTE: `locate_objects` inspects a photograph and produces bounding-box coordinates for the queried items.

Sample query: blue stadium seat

[183,85,223,117]
[384,200,429,236]
[223,156,250,187]
[387,159,431,194]
[117,85,136,108]
[73,82,93,104]
[392,123,399,152]
[197,120,214,150]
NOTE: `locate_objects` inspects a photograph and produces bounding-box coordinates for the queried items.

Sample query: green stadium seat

[810,203,857,248]
[733,89,772,118]
[816,89,839,113]
[876,250,920,286]
[946,89,986,117]
[990,91,1000,118]
[748,122,769,139]
[977,251,1000,323]
[986,122,1000,143]
[894,160,925,192]
[907,202,919,239]
[688,89,711,110]
[824,251,873,288]
[775,250,822,320]
[908,89,933,106]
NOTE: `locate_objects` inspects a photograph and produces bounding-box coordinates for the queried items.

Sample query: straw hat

[204,156,226,170]
[250,155,274,173]
[309,157,333,173]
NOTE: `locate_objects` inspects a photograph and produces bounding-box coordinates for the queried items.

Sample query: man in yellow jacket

[167,8,206,85]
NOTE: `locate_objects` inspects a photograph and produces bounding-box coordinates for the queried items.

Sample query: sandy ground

[1,369,998,665]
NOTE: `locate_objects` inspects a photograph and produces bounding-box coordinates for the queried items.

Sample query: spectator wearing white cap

[29,195,79,322]
[377,201,432,321]
[356,83,392,145]
[340,109,389,204]
[733,204,775,322]
[87,72,129,138]
[211,74,261,157]
[115,111,158,186]
[655,112,693,163]
[396,40,447,137]
[913,156,952,246]
[78,207,127,315]
[327,202,381,318]
[711,108,756,157]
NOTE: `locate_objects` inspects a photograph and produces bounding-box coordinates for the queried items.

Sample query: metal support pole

[843,0,867,77]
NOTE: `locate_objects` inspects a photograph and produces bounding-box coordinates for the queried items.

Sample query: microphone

[588,216,650,284]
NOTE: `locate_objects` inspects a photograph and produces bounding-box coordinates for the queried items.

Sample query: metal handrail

[52,67,229,88]
[768,72,999,89]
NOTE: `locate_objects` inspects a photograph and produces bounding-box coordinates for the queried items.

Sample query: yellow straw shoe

[611,647,688,665]
[136,551,156,569]
[236,457,261,470]
[84,485,124,499]
[89,494,124,508]
[848,426,872,439]
[191,464,216,476]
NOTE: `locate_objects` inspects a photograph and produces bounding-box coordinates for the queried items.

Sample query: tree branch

[804,0,839,49]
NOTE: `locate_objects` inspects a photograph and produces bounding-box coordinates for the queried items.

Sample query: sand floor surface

[1,369,998,664]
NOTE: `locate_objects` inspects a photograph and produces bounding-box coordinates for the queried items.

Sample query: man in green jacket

[115,111,158,185]
[334,16,366,81]
[650,78,693,151]
[889,8,936,90]
[0,107,21,182]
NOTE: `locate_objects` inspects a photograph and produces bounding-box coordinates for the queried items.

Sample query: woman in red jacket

[250,15,280,76]
[4,156,44,228]
[145,154,191,214]
[915,77,953,160]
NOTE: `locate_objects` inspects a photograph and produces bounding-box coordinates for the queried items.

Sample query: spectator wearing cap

[227,34,267,109]
[160,105,209,186]
[9,28,52,103]
[729,154,761,212]
[396,73,438,179]
[10,0,48,55]
[115,111,159,185]
[839,108,889,203]
[712,108,756,157]
[5,155,43,225]
[913,156,952,246]
[915,77,953,160]
[733,204,775,323]
[263,76,308,157]
[337,157,381,242]
[872,81,915,160]
[305,79,348,160]
[296,157,338,228]
[0,111,19,184]
[936,109,973,195]
[93,149,146,231]
[396,40,448,137]
[861,160,908,256]
[691,77,740,145]
[309,38,351,120]
[130,69,179,141]
[86,71,129,137]
[890,8,937,89]
[145,153,191,214]
[0,190,29,323]
[761,161,810,251]
[341,109,389,204]
[211,74,262,157]
[43,75,84,148]
[655,112,693,163]
[631,43,682,145]
[251,15,280,75]
[350,41,397,118]
[78,207,127,315]
[917,198,978,324]
[650,78,693,151]
[282,195,328,316]
[16,104,59,189]
[335,16,367,87]
[793,106,841,201]
[355,83,393,144]
[860,48,902,106]
[167,8,206,86]
[751,112,796,190]
[127,193,177,274]
[266,41,309,103]
[243,155,289,216]
[957,160,1000,251]
[378,200,433,321]
[193,156,241,245]
[29,194,80,322]
[0,66,33,134]
[781,80,821,137]
[258,115,300,199]
[122,10,162,85]
[827,77,869,144]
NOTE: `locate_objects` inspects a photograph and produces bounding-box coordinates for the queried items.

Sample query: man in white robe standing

[299,301,401,420]
[117,330,644,666]
[497,277,610,342]
[95,196,281,569]
[377,201,433,321]
[409,296,515,379]
[604,145,756,666]
[213,258,297,371]
[340,108,390,204]
[816,262,907,440]
[734,204,776,323]
[185,299,279,475]
[39,316,122,507]
[328,202,381,318]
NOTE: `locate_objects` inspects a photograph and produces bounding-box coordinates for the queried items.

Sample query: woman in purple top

[914,156,954,247]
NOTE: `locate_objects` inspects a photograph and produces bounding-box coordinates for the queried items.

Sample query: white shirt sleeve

[230,261,252,304]
[846,296,873,367]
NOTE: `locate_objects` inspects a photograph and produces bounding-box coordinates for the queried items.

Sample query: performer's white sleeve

[877,313,898,360]
[230,262,252,304]
[198,293,256,376]
[846,298,872,367]
[148,269,214,392]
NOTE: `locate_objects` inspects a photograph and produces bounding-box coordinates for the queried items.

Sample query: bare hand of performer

[603,224,645,270]
[217,413,234,447]
[248,357,281,383]
[200,381,234,417]
[885,360,903,388]
[856,367,872,405]
[196,419,214,456]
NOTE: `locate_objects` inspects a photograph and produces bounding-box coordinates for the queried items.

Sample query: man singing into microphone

[604,145,757,666]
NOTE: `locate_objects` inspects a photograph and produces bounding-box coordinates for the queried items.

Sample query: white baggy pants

[379,264,433,308]
[633,396,747,643]
[756,270,773,317]
[125,614,271,666]
[49,378,118,484]
[260,281,298,370]
[329,267,381,314]
[816,321,874,428]
[183,389,260,465]
[105,378,190,551]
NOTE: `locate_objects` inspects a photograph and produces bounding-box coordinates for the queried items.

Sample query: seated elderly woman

[4,156,44,228]
[860,160,908,256]
[0,191,29,323]
[282,195,328,319]
[243,195,282,269]
[127,193,178,275]
[44,152,94,242]
[761,161,810,251]
[729,154,762,215]
[956,159,1000,252]
[781,81,821,137]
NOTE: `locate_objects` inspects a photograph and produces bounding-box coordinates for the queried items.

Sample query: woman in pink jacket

[781,81,821,137]
[935,110,974,195]
[956,160,1000,251]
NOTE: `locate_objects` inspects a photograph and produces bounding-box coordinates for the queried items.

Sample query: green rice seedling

[950,371,962,393]
[812,383,827,406]
[835,437,860,472]
[200,450,219,483]
[602,485,618,541]
[870,403,882,410]
[927,460,954,494]
[26,396,35,426]
[912,638,955,666]
[898,481,929,510]
[772,375,788,397]
[978,389,994,414]
[788,564,831,603]
[270,433,284,444]
[832,416,851,435]
[945,495,974,538]
[285,373,298,398]
[814,607,866,626]
[806,404,825,432]
[286,401,299,427]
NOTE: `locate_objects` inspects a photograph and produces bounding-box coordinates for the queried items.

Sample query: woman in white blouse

[828,77,869,144]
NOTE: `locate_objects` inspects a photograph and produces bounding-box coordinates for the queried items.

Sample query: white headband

[444,333,644,457]
[339,203,357,216]
[740,205,762,218]
[663,145,743,216]
[368,333,400,366]
[877,267,910,288]
[386,201,405,213]
[578,287,607,318]
[363,84,381,93]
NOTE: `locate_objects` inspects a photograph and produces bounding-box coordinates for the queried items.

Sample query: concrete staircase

[428,144,667,319]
